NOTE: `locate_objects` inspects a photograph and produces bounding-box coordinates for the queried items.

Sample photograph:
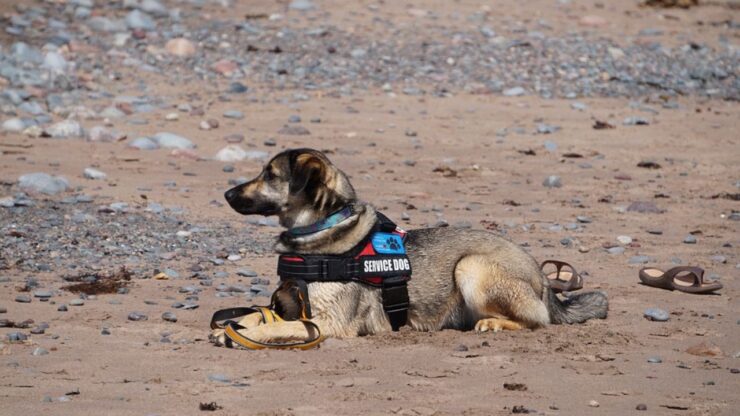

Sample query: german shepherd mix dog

[221,149,607,343]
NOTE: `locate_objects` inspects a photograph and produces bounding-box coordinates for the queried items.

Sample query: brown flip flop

[541,260,584,293]
[638,266,722,294]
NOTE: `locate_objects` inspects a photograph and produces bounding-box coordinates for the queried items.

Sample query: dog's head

[224,148,356,228]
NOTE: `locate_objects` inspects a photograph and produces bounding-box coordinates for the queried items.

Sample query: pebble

[125,9,156,31]
[128,137,159,150]
[588,400,600,408]
[165,38,196,57]
[3,118,27,132]
[503,87,525,96]
[7,332,28,342]
[101,328,111,335]
[229,82,248,93]
[18,173,70,195]
[212,59,238,76]
[576,216,592,223]
[33,290,53,298]
[214,145,248,162]
[542,175,562,188]
[644,308,669,322]
[153,132,195,149]
[45,119,84,138]
[627,201,663,214]
[223,110,244,120]
[87,126,125,142]
[236,268,258,277]
[623,116,650,126]
[69,299,85,306]
[607,246,625,255]
[628,255,651,264]
[710,255,727,264]
[32,347,49,356]
[683,235,697,244]
[289,0,315,11]
[162,312,177,322]
[278,125,311,135]
[128,312,148,321]
[57,305,68,312]
[15,294,32,303]
[636,404,648,411]
[647,356,662,363]
[83,168,107,180]
[617,235,633,245]
[208,374,231,383]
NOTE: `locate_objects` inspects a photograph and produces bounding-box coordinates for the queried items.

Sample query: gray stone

[32,347,49,356]
[647,356,662,364]
[125,10,156,31]
[83,167,107,180]
[223,110,244,119]
[627,201,663,214]
[2,118,27,132]
[87,16,126,32]
[7,332,28,342]
[128,137,159,150]
[542,175,562,188]
[503,87,525,96]
[629,255,651,264]
[33,290,53,298]
[229,82,248,93]
[576,215,592,223]
[710,255,727,264]
[236,268,258,277]
[139,0,168,17]
[45,119,84,138]
[683,235,697,244]
[69,299,85,306]
[208,374,231,383]
[570,102,587,111]
[57,304,68,312]
[162,312,177,322]
[538,124,560,135]
[128,311,148,321]
[289,0,315,11]
[42,51,68,73]
[15,294,32,303]
[278,125,311,135]
[644,308,669,322]
[623,116,650,126]
[153,132,195,149]
[607,247,625,255]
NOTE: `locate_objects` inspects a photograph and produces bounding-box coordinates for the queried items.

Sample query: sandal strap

[664,266,705,287]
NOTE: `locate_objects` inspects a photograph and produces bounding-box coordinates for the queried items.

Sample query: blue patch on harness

[371,232,406,254]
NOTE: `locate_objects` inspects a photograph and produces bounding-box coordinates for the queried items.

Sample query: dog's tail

[545,288,608,324]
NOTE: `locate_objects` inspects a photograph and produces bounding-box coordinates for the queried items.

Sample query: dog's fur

[222,149,607,342]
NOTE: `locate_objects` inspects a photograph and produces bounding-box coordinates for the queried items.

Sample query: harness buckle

[321,258,345,280]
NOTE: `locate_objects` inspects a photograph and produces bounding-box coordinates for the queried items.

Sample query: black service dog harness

[277,210,412,331]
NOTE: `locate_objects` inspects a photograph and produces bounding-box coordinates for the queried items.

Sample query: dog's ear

[289,153,327,195]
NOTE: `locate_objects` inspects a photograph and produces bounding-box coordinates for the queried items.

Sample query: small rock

[128,137,159,150]
[623,116,650,126]
[636,404,647,411]
[229,82,248,93]
[208,374,231,383]
[15,294,32,303]
[617,235,633,245]
[19,173,70,195]
[57,305,68,312]
[33,290,53,299]
[223,110,244,120]
[588,400,600,408]
[212,59,238,76]
[3,118,27,132]
[125,9,156,31]
[542,175,562,188]
[128,312,148,321]
[503,86,525,96]
[162,312,177,322]
[32,347,49,356]
[647,356,662,364]
[627,201,664,214]
[278,125,311,135]
[629,255,651,264]
[153,132,195,149]
[69,299,84,306]
[683,235,697,244]
[644,308,669,322]
[576,216,592,223]
[710,255,727,264]
[165,38,196,57]
[83,168,107,180]
[289,0,315,11]
[45,119,84,138]
[87,126,125,142]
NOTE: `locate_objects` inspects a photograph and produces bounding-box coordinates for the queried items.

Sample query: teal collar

[288,206,355,236]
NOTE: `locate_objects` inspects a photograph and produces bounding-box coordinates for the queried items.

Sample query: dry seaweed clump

[642,0,699,8]
[62,267,133,295]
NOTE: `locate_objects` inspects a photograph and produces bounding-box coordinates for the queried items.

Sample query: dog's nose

[224,188,237,202]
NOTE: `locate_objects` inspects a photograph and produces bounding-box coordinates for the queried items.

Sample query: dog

[220,148,607,343]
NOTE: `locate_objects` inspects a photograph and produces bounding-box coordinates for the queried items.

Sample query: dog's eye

[263,167,275,180]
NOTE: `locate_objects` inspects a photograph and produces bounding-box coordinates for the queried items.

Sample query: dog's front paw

[475,318,523,333]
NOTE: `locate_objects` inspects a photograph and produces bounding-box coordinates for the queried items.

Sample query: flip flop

[541,260,584,293]
[639,266,722,294]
